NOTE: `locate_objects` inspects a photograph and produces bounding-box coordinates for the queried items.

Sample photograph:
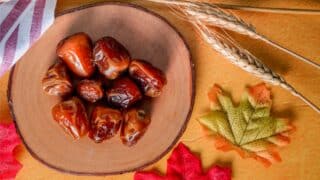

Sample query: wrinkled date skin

[42,61,73,96]
[77,80,104,103]
[107,77,142,109]
[52,97,89,140]
[129,60,166,97]
[121,108,151,146]
[89,106,123,143]
[93,37,131,80]
[57,32,95,77]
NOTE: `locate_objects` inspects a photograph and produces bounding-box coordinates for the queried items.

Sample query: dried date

[93,37,131,79]
[52,97,89,140]
[120,108,151,146]
[77,80,104,103]
[129,60,166,97]
[106,77,142,109]
[89,106,123,143]
[42,61,72,96]
[57,32,95,77]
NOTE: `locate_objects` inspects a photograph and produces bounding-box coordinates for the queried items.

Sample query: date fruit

[89,106,123,143]
[93,37,131,80]
[42,61,72,96]
[106,77,142,109]
[52,97,89,140]
[57,32,94,77]
[120,108,151,146]
[77,80,104,103]
[129,60,166,97]
[43,34,164,144]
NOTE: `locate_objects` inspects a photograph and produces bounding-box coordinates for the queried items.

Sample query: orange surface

[1,0,320,179]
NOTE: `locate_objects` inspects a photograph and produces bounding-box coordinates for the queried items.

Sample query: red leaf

[166,143,202,179]
[0,123,22,180]
[134,142,231,180]
[206,166,232,180]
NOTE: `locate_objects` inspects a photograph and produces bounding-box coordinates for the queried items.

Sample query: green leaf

[199,83,294,166]
[199,111,235,143]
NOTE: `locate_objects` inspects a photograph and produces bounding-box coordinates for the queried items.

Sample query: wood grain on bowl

[8,2,194,175]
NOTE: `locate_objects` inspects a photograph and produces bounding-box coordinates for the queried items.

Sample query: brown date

[89,106,123,143]
[42,61,72,96]
[52,97,89,140]
[120,108,151,146]
[106,77,142,109]
[129,60,166,97]
[57,32,95,77]
[93,37,131,80]
[77,80,104,103]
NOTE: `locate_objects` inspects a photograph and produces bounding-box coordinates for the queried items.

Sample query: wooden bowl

[8,2,194,175]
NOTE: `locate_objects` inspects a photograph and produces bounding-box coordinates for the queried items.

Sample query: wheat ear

[194,21,320,114]
[143,0,320,15]
[213,3,320,15]
[145,0,320,70]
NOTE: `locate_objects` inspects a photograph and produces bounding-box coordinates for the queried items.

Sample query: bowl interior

[9,3,193,175]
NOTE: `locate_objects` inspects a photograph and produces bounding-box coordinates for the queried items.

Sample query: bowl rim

[7,1,195,176]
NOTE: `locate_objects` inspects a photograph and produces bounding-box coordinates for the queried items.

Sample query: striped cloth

[0,0,57,77]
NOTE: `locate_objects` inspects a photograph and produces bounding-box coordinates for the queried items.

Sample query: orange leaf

[248,83,271,106]
[208,84,222,109]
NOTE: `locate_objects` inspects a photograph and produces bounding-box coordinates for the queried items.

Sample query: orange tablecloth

[1,0,320,179]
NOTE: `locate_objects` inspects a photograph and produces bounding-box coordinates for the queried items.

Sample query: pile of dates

[42,32,166,146]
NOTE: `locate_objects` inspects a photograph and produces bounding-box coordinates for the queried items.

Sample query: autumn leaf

[134,142,231,180]
[199,83,295,167]
[0,123,22,180]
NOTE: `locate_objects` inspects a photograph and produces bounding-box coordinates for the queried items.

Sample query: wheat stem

[184,2,320,70]
[282,84,320,114]
[259,36,320,69]
[193,21,320,114]
[145,0,320,70]
[144,0,320,113]
[212,3,320,15]
[145,0,320,15]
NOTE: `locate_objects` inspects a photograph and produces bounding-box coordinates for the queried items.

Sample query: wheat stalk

[145,0,320,70]
[213,3,320,15]
[144,0,320,113]
[143,0,320,15]
[145,0,320,113]
[193,21,320,113]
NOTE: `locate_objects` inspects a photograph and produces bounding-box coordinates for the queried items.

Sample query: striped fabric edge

[0,0,56,77]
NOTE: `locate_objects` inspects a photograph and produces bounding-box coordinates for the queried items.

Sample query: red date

[77,80,104,103]
[57,32,95,77]
[129,60,166,97]
[120,108,151,146]
[106,77,142,109]
[89,106,123,143]
[42,61,72,96]
[93,37,131,80]
[52,97,89,140]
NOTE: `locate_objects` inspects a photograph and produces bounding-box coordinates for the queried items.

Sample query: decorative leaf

[134,142,231,180]
[199,83,295,167]
[0,123,22,180]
